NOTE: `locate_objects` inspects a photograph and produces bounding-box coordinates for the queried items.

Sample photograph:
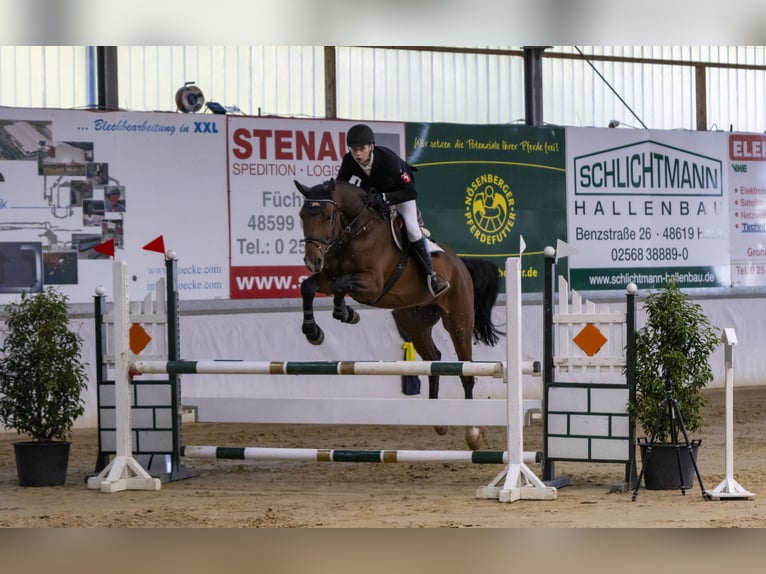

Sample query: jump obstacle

[541,247,637,491]
[91,240,752,499]
[90,247,556,502]
[539,246,753,498]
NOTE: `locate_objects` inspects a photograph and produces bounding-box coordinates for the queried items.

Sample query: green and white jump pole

[135,359,537,378]
[182,446,541,465]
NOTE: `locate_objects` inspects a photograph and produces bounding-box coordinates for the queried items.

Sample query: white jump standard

[87,261,162,493]
[706,328,755,500]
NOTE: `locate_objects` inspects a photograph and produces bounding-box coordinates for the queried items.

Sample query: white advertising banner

[728,133,766,287]
[4,109,764,305]
[0,107,229,303]
[566,128,731,290]
[226,117,404,299]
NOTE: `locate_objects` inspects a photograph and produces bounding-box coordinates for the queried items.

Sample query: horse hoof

[465,426,483,450]
[433,425,448,436]
[306,330,325,346]
[349,309,360,324]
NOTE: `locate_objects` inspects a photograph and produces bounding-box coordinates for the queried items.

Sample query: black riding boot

[411,237,450,297]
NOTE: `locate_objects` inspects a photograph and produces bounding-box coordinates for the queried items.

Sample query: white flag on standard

[555,239,578,263]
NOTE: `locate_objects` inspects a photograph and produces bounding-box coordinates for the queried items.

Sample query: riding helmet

[346,124,375,147]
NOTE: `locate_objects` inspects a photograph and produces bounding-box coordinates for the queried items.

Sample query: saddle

[387,205,441,254]
[371,206,442,303]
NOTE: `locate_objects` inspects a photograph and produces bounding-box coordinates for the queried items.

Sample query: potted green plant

[628,279,719,490]
[0,287,88,486]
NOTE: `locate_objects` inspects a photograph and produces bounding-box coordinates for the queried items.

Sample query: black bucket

[13,441,71,487]
[638,438,700,490]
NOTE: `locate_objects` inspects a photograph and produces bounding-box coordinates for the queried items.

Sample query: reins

[300,186,409,301]
[301,196,384,254]
[301,199,338,253]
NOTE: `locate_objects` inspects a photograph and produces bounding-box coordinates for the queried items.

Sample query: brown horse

[294,178,502,449]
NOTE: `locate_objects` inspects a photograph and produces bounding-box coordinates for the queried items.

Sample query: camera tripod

[632,370,711,501]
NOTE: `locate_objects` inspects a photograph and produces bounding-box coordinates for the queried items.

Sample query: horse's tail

[461,258,503,347]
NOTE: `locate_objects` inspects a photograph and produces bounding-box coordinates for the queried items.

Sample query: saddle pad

[389,208,443,253]
[426,237,444,254]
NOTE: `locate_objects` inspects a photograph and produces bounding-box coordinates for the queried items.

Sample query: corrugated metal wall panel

[336,47,526,124]
[707,50,766,132]
[1,46,764,133]
[545,47,696,130]
[0,46,89,109]
[114,46,326,117]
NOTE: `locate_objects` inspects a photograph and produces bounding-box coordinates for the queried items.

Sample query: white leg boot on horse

[412,237,450,297]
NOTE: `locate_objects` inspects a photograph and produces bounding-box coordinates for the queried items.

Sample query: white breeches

[397,200,422,242]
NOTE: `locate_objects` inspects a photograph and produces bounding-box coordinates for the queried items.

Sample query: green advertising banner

[405,123,567,292]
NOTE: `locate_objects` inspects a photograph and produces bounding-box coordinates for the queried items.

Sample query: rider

[336,123,450,297]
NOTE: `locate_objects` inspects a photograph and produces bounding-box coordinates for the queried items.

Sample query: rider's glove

[366,189,388,212]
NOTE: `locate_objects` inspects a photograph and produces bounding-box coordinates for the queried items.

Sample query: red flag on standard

[94,239,115,257]
[143,235,166,254]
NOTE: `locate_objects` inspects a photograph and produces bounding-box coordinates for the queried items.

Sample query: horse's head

[295,179,340,273]
[296,179,371,273]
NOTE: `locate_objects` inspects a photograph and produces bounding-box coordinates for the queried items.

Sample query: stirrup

[428,274,450,297]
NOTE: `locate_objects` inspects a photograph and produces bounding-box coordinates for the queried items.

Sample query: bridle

[299,183,407,302]
[301,199,340,257]
[300,195,383,256]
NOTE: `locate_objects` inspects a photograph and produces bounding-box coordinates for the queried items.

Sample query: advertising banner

[226,117,405,299]
[0,108,228,303]
[406,123,567,292]
[3,108,763,304]
[566,128,731,291]
[728,133,766,287]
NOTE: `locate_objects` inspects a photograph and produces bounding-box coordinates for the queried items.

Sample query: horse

[294,178,503,449]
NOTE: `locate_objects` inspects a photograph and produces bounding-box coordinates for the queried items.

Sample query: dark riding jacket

[336,145,416,205]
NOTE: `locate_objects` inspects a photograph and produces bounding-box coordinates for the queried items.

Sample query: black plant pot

[13,441,71,487]
[638,438,701,490]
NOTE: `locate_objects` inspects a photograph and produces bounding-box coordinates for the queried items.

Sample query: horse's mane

[339,181,372,209]
[303,179,361,198]
[302,179,336,201]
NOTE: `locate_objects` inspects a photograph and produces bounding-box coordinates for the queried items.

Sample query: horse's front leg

[300,275,325,345]
[331,275,360,325]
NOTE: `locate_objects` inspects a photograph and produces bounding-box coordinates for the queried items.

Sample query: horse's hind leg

[392,308,452,436]
[440,312,477,400]
[442,313,485,450]
[392,308,442,395]
[300,275,324,345]
[331,275,360,324]
[459,370,484,449]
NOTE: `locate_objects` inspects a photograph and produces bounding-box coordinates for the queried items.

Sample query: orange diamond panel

[129,323,152,355]
[573,323,607,357]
